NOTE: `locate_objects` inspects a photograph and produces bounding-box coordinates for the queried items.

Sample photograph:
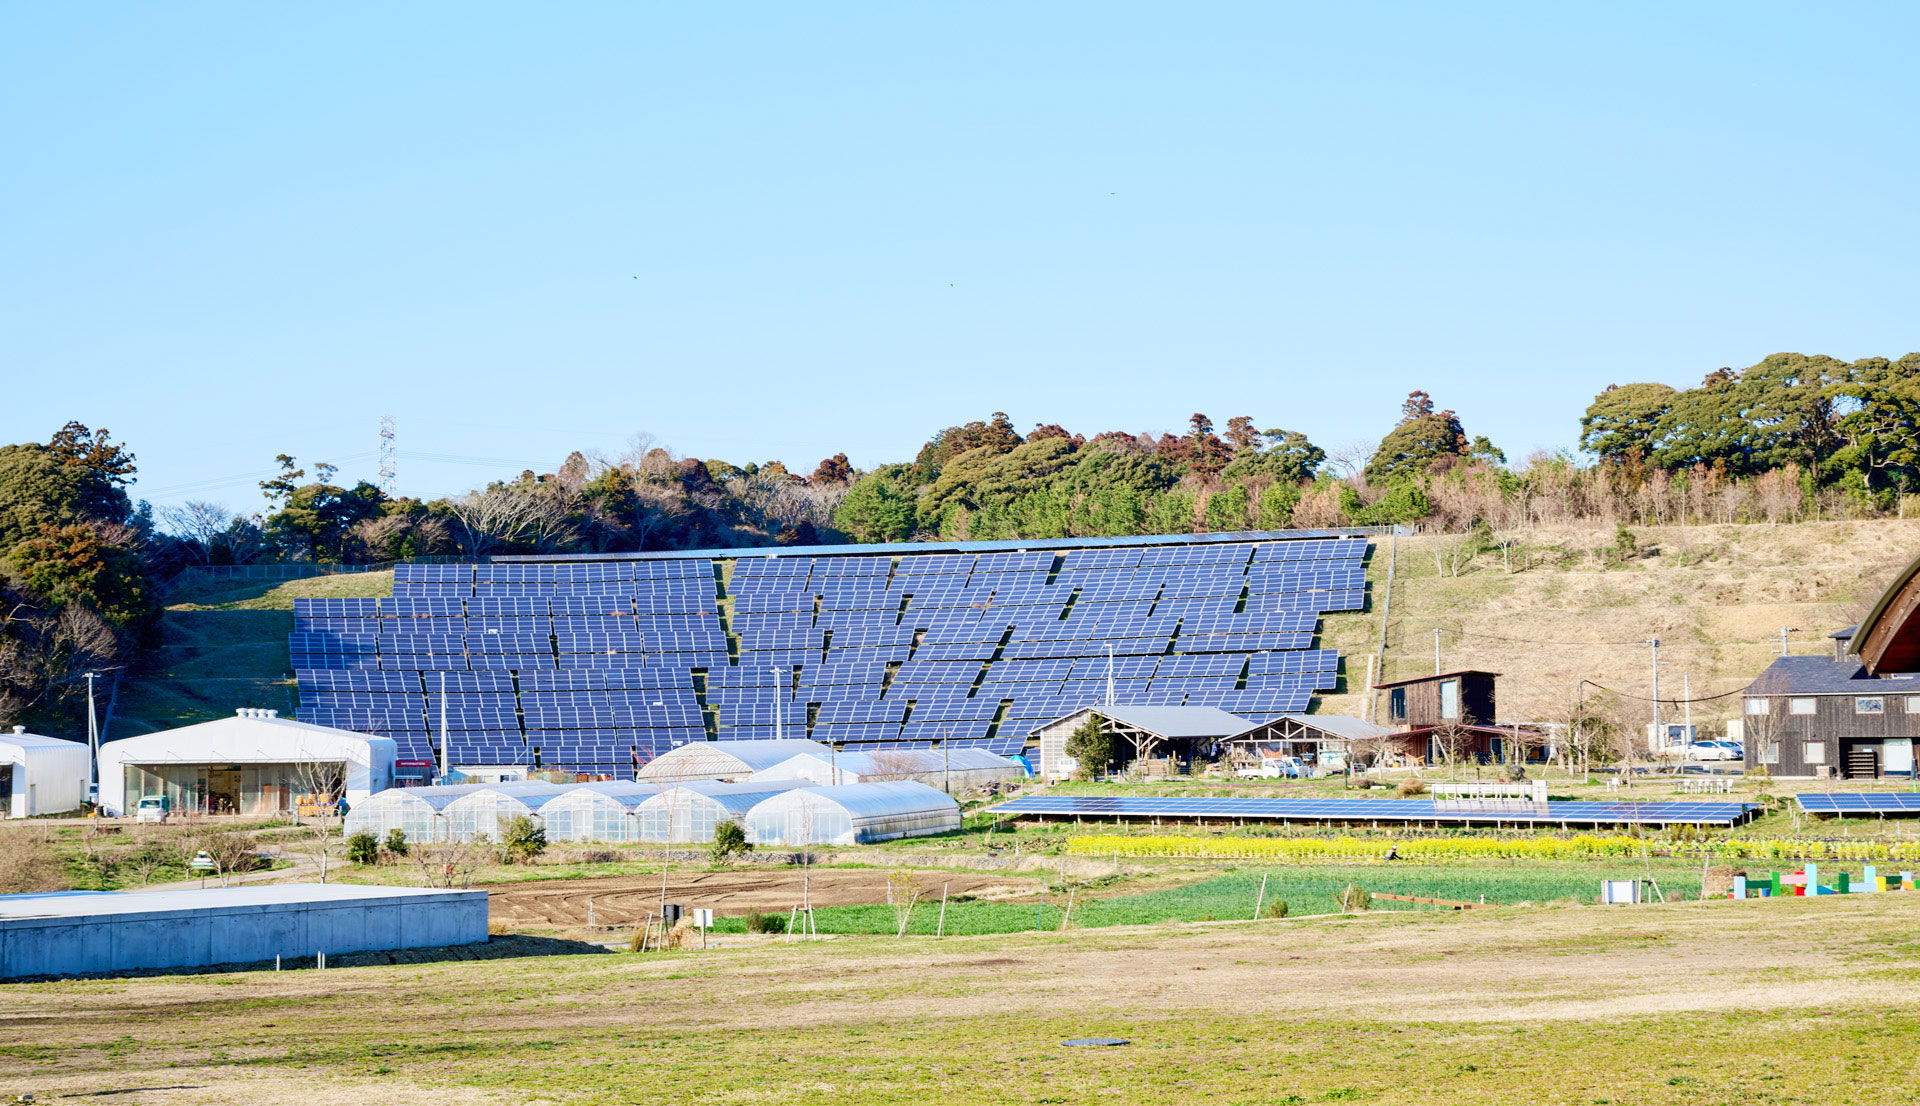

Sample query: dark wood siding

[1742,692,1920,776]
[1386,673,1498,728]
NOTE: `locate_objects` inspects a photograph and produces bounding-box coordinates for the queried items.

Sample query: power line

[1580,679,1749,706]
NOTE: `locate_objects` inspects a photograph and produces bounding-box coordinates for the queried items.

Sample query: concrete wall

[0,885,487,979]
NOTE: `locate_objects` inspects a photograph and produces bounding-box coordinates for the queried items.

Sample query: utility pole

[772,666,783,743]
[1778,626,1799,656]
[438,671,448,781]
[1106,644,1115,707]
[1683,673,1693,734]
[84,670,100,806]
[1434,628,1442,675]
[1646,639,1661,748]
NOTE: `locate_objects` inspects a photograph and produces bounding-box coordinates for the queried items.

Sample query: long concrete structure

[0,884,487,979]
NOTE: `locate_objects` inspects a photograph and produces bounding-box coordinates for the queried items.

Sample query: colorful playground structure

[1733,864,1919,898]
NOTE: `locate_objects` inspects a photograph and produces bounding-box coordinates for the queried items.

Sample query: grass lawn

[6,891,1919,1104]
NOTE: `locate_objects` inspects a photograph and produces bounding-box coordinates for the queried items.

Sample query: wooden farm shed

[1029,705,1255,780]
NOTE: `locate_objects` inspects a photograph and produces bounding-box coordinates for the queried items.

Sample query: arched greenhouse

[744,781,960,846]
[539,781,663,842]
[631,781,808,843]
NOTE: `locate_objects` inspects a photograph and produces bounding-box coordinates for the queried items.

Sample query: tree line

[6,350,1918,731]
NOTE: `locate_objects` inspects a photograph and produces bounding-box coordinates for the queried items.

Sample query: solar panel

[991,796,1760,827]
[1794,793,1920,815]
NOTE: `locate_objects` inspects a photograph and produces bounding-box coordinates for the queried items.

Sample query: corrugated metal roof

[0,730,84,750]
[1745,655,1920,695]
[1262,714,1394,741]
[0,884,478,920]
[1371,670,1501,690]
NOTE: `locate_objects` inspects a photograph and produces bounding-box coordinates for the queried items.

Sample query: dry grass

[1316,519,1920,723]
[6,893,1920,1103]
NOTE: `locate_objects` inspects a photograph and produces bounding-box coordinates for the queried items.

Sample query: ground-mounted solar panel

[1139,543,1253,567]
[1066,654,1160,680]
[971,551,1055,575]
[899,719,994,743]
[807,556,892,577]
[890,553,976,576]
[1059,548,1145,571]
[990,795,1759,827]
[906,640,995,662]
[1795,793,1920,815]
[1057,678,1154,702]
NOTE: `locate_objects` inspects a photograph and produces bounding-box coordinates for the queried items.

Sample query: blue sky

[4,3,1917,511]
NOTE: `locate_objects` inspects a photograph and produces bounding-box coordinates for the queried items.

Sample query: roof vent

[264,709,279,719]
[11,725,23,734]
[236,708,251,718]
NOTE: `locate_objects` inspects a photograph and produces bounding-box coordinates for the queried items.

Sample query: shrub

[1395,778,1428,797]
[383,828,409,858]
[1335,884,1371,913]
[710,819,751,864]
[346,831,380,867]
[500,816,547,865]
[744,912,788,934]
[1261,899,1289,919]
[576,849,617,865]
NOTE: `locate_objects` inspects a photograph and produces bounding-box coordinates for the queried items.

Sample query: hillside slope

[1314,519,1920,730]
[109,572,394,739]
[107,521,1920,741]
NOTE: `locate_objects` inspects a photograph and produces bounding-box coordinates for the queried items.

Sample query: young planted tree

[1064,715,1115,780]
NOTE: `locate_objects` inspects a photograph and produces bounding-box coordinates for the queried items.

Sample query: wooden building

[1028,705,1255,780]
[1224,714,1394,770]
[1740,654,1919,779]
[1374,670,1499,729]
[1369,670,1507,764]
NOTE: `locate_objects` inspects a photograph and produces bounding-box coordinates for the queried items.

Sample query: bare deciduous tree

[289,753,347,883]
[448,483,577,556]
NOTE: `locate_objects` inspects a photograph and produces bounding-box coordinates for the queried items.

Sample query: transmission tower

[378,415,397,496]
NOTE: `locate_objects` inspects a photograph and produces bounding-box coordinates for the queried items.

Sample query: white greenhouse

[749,748,1022,790]
[538,781,664,842]
[631,781,808,844]
[637,739,831,783]
[344,781,564,843]
[440,782,574,841]
[744,781,961,846]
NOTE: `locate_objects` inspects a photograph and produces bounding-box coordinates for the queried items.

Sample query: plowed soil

[486,868,1038,927]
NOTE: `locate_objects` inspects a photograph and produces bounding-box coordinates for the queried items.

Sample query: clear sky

[4,3,1917,512]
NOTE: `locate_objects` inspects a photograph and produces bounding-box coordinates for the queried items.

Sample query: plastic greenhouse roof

[745,780,959,821]
[638,780,811,815]
[637,739,831,779]
[758,749,1017,777]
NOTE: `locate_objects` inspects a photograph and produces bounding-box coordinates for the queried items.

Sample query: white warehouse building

[98,710,395,818]
[1,727,90,818]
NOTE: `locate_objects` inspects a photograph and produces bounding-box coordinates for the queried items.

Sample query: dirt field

[8,892,1920,1104]
[488,867,1040,927]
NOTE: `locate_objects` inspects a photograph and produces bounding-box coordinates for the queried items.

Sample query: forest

[2,351,1918,728]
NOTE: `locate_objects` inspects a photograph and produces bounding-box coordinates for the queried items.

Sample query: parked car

[1235,757,1306,779]
[1682,740,1741,762]
[135,794,171,822]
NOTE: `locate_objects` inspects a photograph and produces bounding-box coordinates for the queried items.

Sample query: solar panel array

[1794,793,1920,816]
[292,536,1366,774]
[991,795,1762,827]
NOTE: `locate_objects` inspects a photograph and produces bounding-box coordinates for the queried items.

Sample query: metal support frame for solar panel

[990,796,1760,827]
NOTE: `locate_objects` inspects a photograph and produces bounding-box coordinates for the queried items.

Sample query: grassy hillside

[1314,518,1920,728]
[110,572,393,738]
[110,519,1920,740]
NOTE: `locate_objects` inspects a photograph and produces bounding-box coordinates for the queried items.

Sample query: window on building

[1788,698,1817,715]
[1906,697,1920,714]
[1389,687,1406,722]
[1745,698,1770,715]
[1440,680,1459,720]
[1760,740,1780,765]
[1804,740,1826,764]
[1856,697,1885,715]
